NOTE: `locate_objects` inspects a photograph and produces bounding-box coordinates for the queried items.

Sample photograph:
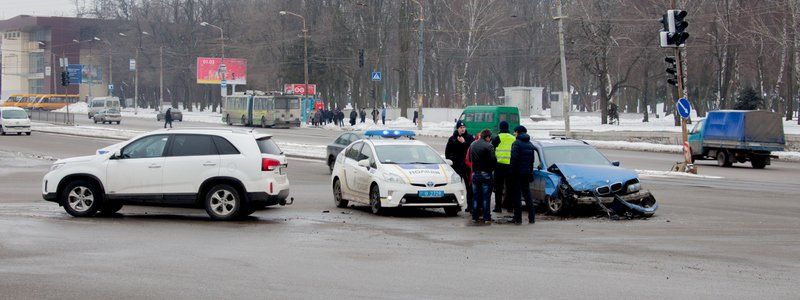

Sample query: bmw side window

[121,135,169,159]
[212,136,240,155]
[169,135,217,156]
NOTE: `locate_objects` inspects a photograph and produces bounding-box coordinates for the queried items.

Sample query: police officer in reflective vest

[491,121,514,213]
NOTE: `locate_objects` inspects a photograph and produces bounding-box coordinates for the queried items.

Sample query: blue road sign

[676,98,691,119]
[66,64,83,85]
[371,71,382,81]
[221,80,227,88]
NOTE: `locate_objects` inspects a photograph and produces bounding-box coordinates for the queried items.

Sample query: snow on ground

[54,102,89,114]
[636,169,723,179]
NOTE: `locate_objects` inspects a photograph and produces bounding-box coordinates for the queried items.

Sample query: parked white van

[88,97,121,118]
[0,107,32,135]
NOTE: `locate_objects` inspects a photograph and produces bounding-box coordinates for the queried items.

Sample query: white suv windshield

[374,145,443,164]
[2,110,28,119]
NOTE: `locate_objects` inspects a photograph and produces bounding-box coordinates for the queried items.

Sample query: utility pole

[278,12,309,120]
[556,0,571,137]
[108,52,112,96]
[134,47,139,115]
[411,0,424,130]
[160,46,164,110]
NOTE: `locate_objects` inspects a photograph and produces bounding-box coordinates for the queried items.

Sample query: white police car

[331,130,467,216]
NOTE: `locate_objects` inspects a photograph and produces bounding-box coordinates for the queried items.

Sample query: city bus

[31,94,80,111]
[222,94,302,128]
[3,94,41,108]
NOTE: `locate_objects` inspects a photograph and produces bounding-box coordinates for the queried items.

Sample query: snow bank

[585,140,682,154]
[54,102,89,114]
[636,169,723,179]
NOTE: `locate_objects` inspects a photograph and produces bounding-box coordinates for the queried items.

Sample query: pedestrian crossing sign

[371,71,382,81]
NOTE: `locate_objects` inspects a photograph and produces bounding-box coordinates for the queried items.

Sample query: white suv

[42,128,292,220]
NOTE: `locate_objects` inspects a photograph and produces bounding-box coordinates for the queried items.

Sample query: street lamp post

[411,0,424,130]
[279,11,309,119]
[200,22,226,97]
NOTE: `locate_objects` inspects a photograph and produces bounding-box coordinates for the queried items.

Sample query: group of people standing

[445,120,535,225]
[343,107,388,127]
[312,109,346,127]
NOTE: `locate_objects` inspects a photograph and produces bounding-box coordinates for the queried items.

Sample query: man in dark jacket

[164,108,173,128]
[349,109,357,126]
[509,125,536,224]
[445,121,473,212]
[468,129,496,224]
[492,121,514,212]
[412,110,419,125]
[359,108,366,123]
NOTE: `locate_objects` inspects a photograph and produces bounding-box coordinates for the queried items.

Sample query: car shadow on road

[95,211,285,224]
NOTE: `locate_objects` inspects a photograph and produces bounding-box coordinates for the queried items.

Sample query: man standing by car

[492,121,514,213]
[164,108,173,128]
[469,129,496,224]
[509,125,535,224]
[446,121,473,212]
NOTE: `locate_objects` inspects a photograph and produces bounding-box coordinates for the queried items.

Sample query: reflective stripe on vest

[495,133,514,164]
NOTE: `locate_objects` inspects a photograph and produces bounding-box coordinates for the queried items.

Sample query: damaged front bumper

[575,190,658,218]
[574,190,653,205]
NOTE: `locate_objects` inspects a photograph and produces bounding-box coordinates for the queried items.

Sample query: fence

[28,110,74,125]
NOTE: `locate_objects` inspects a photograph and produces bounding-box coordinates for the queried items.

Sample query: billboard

[81,64,103,84]
[197,57,247,85]
[283,83,317,96]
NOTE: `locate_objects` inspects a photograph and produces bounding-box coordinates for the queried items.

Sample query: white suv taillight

[262,158,280,171]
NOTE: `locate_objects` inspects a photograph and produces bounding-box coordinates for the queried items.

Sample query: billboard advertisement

[81,64,103,84]
[283,83,317,96]
[196,57,247,85]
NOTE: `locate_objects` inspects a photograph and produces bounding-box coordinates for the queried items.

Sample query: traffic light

[659,9,689,47]
[60,71,69,86]
[665,56,679,86]
[358,49,365,68]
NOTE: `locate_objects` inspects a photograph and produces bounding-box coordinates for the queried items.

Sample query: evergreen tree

[733,86,762,110]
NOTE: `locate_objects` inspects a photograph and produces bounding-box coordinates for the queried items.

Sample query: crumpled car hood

[555,163,638,192]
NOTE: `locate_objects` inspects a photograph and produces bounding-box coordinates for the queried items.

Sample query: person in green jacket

[491,121,515,213]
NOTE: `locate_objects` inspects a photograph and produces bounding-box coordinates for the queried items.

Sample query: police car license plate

[418,190,444,198]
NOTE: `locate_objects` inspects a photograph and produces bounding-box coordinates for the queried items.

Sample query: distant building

[0,15,108,101]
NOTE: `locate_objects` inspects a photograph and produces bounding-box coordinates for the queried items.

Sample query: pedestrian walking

[164,108,173,128]
[337,109,345,127]
[359,108,366,123]
[468,129,496,224]
[349,109,357,126]
[509,125,535,224]
[381,106,387,125]
[445,121,473,212]
[413,110,419,125]
[371,107,380,124]
[491,121,514,213]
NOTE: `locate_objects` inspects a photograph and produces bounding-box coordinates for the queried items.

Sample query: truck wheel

[751,156,768,169]
[716,151,732,167]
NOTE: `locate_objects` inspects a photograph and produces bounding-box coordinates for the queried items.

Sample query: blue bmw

[530,138,657,217]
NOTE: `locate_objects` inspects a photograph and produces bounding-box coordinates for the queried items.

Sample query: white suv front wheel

[62,180,101,217]
[205,184,242,220]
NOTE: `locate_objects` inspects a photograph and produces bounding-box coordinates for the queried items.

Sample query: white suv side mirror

[358,159,370,168]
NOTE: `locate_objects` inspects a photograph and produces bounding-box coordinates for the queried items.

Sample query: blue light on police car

[364,129,416,139]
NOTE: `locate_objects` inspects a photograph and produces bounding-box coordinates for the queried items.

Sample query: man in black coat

[508,125,536,224]
[349,109,357,126]
[468,129,496,224]
[445,121,473,212]
[359,108,366,123]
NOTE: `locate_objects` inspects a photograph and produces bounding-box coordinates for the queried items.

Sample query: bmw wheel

[62,180,101,217]
[369,184,384,215]
[545,195,565,215]
[333,178,348,208]
[205,184,242,220]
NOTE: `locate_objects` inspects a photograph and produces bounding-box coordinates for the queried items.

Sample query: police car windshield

[544,146,610,166]
[375,145,444,164]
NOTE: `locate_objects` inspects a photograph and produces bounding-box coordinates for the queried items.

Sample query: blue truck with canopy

[688,110,785,169]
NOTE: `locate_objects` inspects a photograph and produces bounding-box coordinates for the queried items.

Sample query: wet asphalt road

[0,133,799,299]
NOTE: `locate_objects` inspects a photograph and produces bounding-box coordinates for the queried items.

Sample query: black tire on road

[716,151,732,167]
[204,184,242,221]
[62,180,102,217]
[25,132,31,136]
[369,184,385,215]
[545,195,566,215]
[444,206,460,216]
[333,178,348,208]
[751,156,767,169]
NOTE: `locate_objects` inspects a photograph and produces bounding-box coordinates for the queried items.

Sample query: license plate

[418,190,445,198]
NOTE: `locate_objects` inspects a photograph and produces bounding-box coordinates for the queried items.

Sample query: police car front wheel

[333,178,348,208]
[369,185,385,215]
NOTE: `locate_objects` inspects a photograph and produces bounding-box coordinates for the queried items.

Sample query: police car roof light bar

[364,130,416,139]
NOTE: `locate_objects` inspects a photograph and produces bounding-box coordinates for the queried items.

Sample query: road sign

[371,71,381,81]
[66,64,83,85]
[676,98,691,119]
[129,59,136,71]
[108,84,114,91]
[45,66,51,76]
[221,80,227,88]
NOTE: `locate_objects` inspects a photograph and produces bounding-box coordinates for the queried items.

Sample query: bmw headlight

[50,163,65,171]
[449,172,462,184]
[627,183,641,193]
[383,172,406,184]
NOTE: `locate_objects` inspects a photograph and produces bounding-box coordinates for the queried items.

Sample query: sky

[0,0,76,19]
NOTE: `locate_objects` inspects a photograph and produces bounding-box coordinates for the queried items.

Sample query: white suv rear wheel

[205,184,241,220]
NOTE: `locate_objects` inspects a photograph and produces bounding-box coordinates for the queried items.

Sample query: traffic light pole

[671,0,691,170]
